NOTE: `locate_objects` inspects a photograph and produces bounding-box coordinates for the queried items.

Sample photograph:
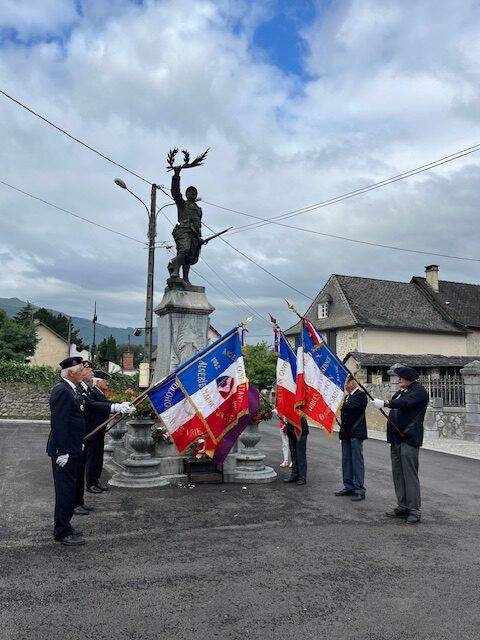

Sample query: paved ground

[1,420,479,640]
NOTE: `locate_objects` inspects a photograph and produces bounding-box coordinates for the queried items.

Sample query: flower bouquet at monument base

[251,394,274,425]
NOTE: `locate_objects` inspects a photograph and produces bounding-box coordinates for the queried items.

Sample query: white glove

[371,398,385,409]
[120,402,136,415]
[56,454,69,467]
[111,403,126,413]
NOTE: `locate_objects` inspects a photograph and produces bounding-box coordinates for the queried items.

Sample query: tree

[243,341,277,390]
[34,307,85,349]
[14,302,36,328]
[97,335,118,363]
[0,309,37,362]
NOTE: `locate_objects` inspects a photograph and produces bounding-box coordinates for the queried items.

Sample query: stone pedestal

[153,281,214,383]
[109,419,169,488]
[233,422,277,483]
[148,281,214,485]
[153,441,187,484]
[461,360,480,442]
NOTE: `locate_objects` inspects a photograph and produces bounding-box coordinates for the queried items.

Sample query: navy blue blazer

[339,389,368,440]
[46,379,86,458]
[387,381,429,447]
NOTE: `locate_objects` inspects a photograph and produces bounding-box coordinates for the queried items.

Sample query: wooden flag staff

[84,321,253,444]
[283,300,404,437]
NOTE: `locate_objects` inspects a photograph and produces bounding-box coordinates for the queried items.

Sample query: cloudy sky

[1,0,480,339]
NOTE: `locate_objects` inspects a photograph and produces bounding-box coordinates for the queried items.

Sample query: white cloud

[1,0,480,337]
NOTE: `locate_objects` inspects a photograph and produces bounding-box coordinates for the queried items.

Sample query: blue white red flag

[276,333,301,433]
[294,318,349,435]
[147,328,249,453]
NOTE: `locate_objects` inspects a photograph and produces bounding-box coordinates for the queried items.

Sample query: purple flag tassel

[212,384,260,465]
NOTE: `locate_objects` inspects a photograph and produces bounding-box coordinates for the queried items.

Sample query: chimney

[122,352,134,371]
[425,264,439,292]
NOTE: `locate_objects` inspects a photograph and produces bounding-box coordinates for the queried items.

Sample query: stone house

[28,321,88,369]
[284,265,480,381]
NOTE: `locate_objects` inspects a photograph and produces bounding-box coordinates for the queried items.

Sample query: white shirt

[63,378,77,391]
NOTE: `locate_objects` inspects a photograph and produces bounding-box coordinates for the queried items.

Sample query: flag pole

[284,300,403,436]
[84,323,250,443]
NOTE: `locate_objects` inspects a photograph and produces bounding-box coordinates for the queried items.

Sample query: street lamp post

[114,178,174,379]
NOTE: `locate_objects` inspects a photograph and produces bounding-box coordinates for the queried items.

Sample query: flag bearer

[85,370,113,494]
[371,366,428,524]
[75,361,134,514]
[335,376,368,501]
[47,356,88,546]
[283,417,309,486]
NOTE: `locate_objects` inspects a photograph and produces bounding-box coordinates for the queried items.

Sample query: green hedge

[0,361,59,387]
[0,361,139,391]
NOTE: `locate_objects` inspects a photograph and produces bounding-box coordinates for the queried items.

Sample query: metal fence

[420,375,465,407]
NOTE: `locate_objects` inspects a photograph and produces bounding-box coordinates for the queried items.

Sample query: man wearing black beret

[85,370,113,494]
[47,356,88,545]
[371,366,429,524]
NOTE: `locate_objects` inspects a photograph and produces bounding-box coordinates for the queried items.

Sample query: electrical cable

[0,178,146,244]
[4,89,480,265]
[0,89,153,185]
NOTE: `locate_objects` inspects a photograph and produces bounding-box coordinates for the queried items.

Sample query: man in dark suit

[85,370,113,494]
[283,417,309,486]
[371,366,429,524]
[335,376,368,501]
[47,356,88,546]
[75,362,134,513]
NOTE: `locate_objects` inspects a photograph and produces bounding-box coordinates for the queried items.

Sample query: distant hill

[0,297,154,346]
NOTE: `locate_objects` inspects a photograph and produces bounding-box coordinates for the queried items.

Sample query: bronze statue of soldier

[166,149,230,286]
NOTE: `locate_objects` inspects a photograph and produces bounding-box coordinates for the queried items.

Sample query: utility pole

[91,301,97,362]
[145,184,157,373]
[114,177,175,384]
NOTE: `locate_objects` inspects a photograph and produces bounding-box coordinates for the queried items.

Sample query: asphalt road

[1,420,479,640]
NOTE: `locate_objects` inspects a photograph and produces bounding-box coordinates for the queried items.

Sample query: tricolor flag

[276,333,301,434]
[147,327,249,453]
[295,318,349,435]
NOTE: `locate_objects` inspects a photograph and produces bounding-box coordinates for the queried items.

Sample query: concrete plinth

[153,281,214,383]
[108,419,169,489]
[109,457,169,489]
[232,423,276,483]
[149,281,214,485]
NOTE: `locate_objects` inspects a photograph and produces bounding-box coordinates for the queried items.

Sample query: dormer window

[318,302,329,319]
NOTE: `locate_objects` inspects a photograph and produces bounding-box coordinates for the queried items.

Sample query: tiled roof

[335,275,462,332]
[412,277,480,328]
[346,352,476,368]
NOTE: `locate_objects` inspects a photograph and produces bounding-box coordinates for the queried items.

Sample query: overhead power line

[201,220,312,299]
[207,142,480,234]
[0,89,153,185]
[0,179,146,244]
[3,89,480,271]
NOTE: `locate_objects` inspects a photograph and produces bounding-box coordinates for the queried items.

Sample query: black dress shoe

[86,485,103,494]
[385,508,409,518]
[54,534,86,546]
[334,489,354,496]
[73,505,90,516]
[71,529,83,537]
[351,494,365,501]
[96,482,109,492]
[406,514,421,524]
[283,477,300,483]
[82,504,94,511]
[296,479,306,486]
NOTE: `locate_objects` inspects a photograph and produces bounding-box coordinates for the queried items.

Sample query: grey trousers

[390,443,421,516]
[341,438,365,496]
